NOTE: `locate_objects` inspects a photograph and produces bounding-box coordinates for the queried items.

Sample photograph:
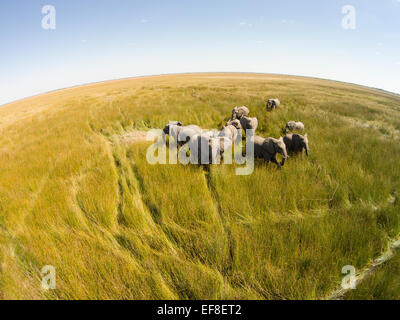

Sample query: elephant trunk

[280,150,288,166]
[305,144,309,156]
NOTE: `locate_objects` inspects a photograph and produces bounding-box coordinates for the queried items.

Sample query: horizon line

[2,71,399,108]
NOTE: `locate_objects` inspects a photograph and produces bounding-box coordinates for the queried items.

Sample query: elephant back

[291,134,306,152]
[240,116,258,131]
[262,138,277,155]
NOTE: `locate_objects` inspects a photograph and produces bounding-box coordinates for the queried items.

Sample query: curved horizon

[1,1,399,107]
[2,71,399,108]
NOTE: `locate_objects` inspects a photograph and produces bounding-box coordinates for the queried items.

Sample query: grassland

[345,246,400,300]
[0,73,399,299]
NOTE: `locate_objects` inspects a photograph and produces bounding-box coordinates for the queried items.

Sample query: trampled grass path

[324,193,399,300]
[119,130,149,144]
[326,236,400,300]
[118,129,400,300]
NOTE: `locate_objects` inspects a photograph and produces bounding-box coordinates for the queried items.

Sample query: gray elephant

[224,119,241,128]
[219,120,242,142]
[201,129,220,139]
[188,134,210,164]
[208,136,232,164]
[231,106,250,120]
[283,133,309,156]
[266,99,280,111]
[240,116,258,134]
[163,121,202,147]
[285,121,305,132]
[189,135,232,164]
[253,136,288,166]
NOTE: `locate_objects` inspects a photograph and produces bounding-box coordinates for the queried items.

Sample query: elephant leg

[262,151,270,162]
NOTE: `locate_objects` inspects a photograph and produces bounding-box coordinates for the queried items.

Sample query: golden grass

[0,73,399,299]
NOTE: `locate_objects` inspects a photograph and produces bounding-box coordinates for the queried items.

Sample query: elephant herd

[162,98,309,167]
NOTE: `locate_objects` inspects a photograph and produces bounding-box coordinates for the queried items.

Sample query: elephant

[231,106,250,120]
[266,99,280,111]
[253,135,288,166]
[219,120,242,143]
[240,116,258,134]
[188,134,210,164]
[285,121,305,132]
[224,119,241,128]
[208,136,233,164]
[201,129,220,139]
[162,121,202,147]
[189,134,232,164]
[283,133,309,156]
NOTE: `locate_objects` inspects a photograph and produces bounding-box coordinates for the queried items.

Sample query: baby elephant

[266,99,280,111]
[231,106,250,120]
[283,133,309,156]
[240,116,258,135]
[253,136,288,167]
[285,121,305,132]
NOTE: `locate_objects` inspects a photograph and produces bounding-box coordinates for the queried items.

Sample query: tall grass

[0,73,399,299]
[344,245,400,300]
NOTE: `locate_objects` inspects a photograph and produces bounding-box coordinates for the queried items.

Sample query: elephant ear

[303,133,309,145]
[278,137,285,149]
[163,124,170,134]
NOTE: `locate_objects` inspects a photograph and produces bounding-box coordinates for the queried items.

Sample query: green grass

[0,73,399,299]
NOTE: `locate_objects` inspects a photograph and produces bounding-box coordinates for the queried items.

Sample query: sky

[0,0,399,105]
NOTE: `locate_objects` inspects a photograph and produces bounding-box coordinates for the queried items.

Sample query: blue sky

[0,0,399,105]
